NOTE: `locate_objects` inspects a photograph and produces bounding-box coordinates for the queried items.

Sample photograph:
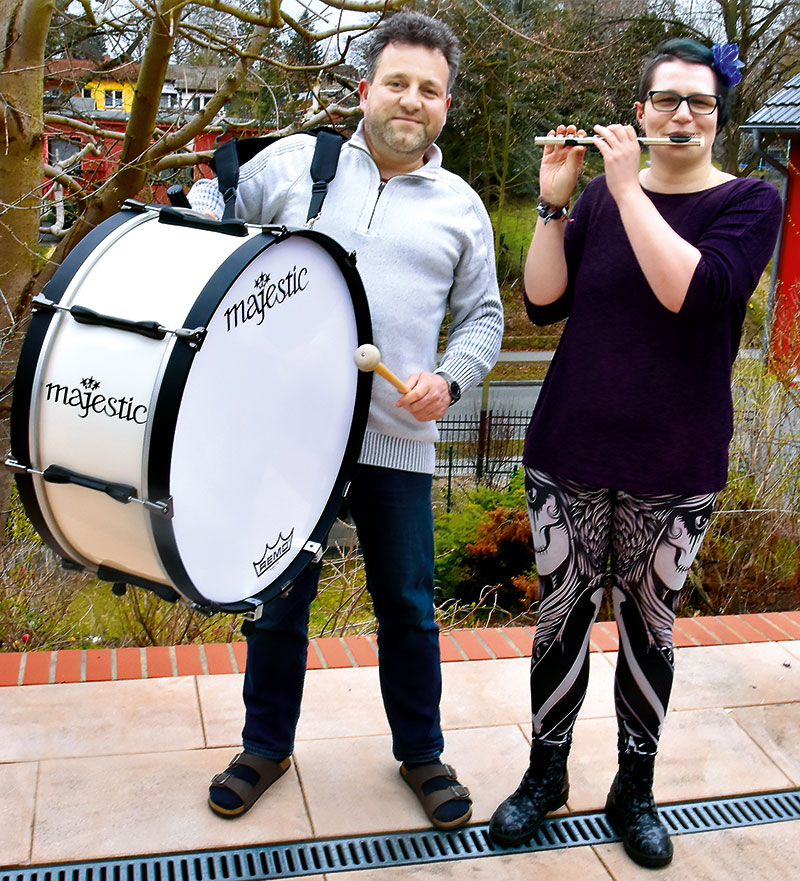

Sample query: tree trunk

[40,0,184,282]
[0,0,56,532]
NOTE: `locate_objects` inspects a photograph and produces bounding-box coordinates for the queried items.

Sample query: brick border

[2,614,799,687]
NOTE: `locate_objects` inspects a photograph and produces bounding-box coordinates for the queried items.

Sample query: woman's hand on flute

[525,124,584,306]
[591,124,642,204]
[539,124,586,208]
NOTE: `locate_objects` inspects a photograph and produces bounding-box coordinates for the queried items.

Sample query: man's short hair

[362,12,460,90]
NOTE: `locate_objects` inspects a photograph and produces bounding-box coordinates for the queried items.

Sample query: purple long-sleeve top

[523,174,782,495]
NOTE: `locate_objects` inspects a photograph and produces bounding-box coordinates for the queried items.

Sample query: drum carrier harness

[210,128,345,225]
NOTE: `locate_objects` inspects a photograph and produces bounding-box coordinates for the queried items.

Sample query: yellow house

[82,78,136,114]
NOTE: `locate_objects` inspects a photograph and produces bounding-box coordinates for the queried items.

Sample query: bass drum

[9,203,372,613]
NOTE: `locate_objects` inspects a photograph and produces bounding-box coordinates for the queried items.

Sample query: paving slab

[331,846,613,880]
[196,673,245,748]
[296,666,389,741]
[295,733,428,839]
[295,725,530,839]
[439,654,616,730]
[564,705,795,813]
[0,761,37,866]
[657,708,793,800]
[31,747,311,864]
[781,640,800,663]
[198,666,392,750]
[563,716,619,812]
[730,702,800,785]
[671,642,800,710]
[594,819,800,880]
[0,678,204,762]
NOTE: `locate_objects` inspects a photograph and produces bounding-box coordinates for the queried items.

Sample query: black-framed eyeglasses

[647,90,720,115]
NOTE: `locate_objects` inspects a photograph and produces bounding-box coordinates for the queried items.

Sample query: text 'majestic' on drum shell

[224,265,309,332]
[44,381,148,424]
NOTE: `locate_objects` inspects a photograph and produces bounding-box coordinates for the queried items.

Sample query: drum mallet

[354,344,411,395]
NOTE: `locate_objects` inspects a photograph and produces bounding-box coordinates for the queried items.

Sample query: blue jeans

[242,464,444,764]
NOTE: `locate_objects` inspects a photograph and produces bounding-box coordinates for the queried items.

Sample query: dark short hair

[362,12,460,91]
[637,38,732,129]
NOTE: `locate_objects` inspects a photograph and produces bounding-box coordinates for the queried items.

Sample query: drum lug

[174,326,207,349]
[4,455,29,474]
[30,293,56,314]
[347,250,357,267]
[142,496,174,519]
[262,224,290,241]
[303,540,324,563]
[122,199,148,213]
[60,557,84,572]
[241,599,264,622]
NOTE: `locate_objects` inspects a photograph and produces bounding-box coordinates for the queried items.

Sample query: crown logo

[253,529,294,577]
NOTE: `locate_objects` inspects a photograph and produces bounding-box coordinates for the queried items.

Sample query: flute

[534,135,705,147]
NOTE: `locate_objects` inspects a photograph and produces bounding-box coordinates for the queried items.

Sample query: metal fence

[435,409,531,483]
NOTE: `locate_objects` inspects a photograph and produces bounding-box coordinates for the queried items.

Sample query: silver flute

[534,134,705,147]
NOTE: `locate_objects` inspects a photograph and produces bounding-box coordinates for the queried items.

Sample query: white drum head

[151,230,369,606]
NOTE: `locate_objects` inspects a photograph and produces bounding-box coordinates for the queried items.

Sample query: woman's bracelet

[537,199,569,225]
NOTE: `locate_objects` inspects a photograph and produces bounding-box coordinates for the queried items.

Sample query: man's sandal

[400,761,473,830]
[208,751,291,818]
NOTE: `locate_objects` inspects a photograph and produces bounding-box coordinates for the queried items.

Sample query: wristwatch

[435,369,461,406]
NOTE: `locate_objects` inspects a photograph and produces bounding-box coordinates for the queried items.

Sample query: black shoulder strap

[213,138,243,222]
[213,129,345,223]
[306,130,345,224]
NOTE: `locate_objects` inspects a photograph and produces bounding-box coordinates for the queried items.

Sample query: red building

[742,73,800,380]
[41,59,259,224]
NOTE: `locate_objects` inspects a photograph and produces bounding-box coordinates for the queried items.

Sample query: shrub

[688,355,800,614]
[434,470,537,618]
[0,494,95,650]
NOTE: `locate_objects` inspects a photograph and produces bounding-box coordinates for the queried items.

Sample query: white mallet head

[354,343,382,372]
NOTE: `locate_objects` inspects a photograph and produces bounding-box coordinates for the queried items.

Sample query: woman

[489,39,782,868]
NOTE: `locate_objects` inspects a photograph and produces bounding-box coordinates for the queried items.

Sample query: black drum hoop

[146,225,373,613]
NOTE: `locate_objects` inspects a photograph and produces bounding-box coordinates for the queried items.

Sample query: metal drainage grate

[5,789,800,880]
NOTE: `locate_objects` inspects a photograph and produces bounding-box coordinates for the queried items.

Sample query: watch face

[437,370,460,403]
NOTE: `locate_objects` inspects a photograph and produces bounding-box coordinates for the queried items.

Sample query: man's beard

[366,116,434,156]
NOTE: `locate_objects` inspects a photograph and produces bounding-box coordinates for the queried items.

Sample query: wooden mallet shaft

[354,344,411,395]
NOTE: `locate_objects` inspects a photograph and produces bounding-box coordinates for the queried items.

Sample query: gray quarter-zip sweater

[189,121,503,473]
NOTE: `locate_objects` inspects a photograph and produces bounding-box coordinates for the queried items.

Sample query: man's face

[358,41,451,173]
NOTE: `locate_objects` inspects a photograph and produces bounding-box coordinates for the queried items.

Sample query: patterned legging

[525,468,715,756]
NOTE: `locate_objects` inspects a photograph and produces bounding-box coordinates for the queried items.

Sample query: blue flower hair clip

[712,42,744,87]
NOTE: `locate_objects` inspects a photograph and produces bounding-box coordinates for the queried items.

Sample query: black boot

[489,738,571,847]
[604,751,673,868]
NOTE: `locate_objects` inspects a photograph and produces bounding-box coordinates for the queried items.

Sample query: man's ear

[358,79,370,111]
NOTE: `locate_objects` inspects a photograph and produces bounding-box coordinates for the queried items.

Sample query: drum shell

[11,205,372,612]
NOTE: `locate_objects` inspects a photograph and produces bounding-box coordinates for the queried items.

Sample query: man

[189,11,503,830]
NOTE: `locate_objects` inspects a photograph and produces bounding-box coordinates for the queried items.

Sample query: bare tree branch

[42,164,86,194]
[145,22,273,160]
[44,113,126,140]
[152,150,213,170]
